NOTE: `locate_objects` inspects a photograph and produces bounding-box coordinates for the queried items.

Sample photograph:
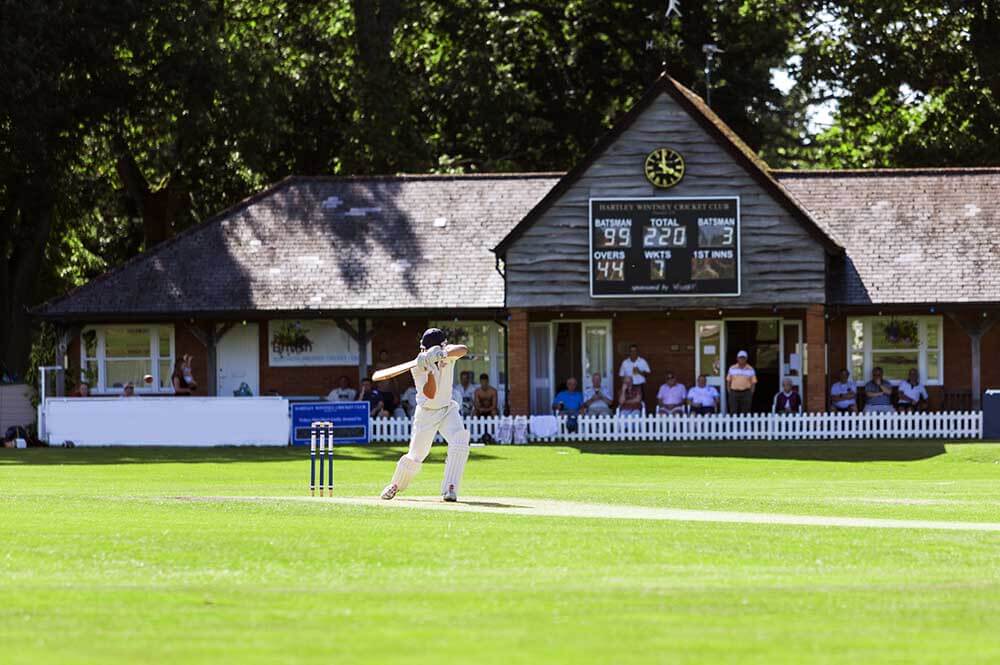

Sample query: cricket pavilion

[35,74,1000,418]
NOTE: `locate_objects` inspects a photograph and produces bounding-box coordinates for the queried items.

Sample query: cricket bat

[372,358,418,382]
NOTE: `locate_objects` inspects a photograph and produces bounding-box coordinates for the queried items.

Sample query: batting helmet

[420,327,447,350]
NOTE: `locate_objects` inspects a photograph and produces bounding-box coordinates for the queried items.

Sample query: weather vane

[666,0,682,18]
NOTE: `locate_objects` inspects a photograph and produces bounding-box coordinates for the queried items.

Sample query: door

[582,321,613,395]
[695,321,725,411]
[779,320,804,394]
[529,323,553,414]
[217,323,260,397]
[725,319,780,413]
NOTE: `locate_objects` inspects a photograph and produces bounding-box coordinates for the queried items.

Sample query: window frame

[80,325,176,394]
[846,316,944,386]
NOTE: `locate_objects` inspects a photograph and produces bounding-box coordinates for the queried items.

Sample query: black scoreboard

[589,197,740,297]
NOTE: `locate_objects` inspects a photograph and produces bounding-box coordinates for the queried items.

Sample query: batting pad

[441,430,471,495]
[391,455,422,492]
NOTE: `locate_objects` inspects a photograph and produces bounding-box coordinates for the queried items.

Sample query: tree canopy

[2,0,997,375]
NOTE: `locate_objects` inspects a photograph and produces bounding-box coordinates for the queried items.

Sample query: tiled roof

[36,174,559,318]
[776,169,1000,304]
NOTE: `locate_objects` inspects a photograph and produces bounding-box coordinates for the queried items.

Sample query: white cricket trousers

[390,400,471,494]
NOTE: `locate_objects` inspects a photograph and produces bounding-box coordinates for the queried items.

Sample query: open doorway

[553,323,582,394]
[725,319,780,412]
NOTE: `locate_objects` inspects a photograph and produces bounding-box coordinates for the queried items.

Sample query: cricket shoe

[442,485,457,502]
[380,483,398,500]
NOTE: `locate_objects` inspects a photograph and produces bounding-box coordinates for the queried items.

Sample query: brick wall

[612,314,696,412]
[508,309,530,414]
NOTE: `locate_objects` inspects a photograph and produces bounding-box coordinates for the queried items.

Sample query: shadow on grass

[0,444,500,466]
[561,440,948,462]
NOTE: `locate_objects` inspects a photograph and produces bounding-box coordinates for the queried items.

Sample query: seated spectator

[830,369,858,412]
[474,374,499,416]
[656,371,687,415]
[552,377,583,415]
[582,373,614,416]
[72,382,90,397]
[120,382,137,398]
[686,375,719,414]
[618,376,644,416]
[772,379,802,414]
[863,367,895,412]
[458,371,476,416]
[377,379,404,418]
[400,384,417,418]
[359,378,384,417]
[897,368,929,412]
[327,375,358,402]
[618,344,651,395]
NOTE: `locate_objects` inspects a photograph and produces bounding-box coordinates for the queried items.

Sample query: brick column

[507,308,531,415]
[805,304,827,412]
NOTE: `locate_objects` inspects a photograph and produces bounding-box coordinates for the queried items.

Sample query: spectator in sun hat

[726,350,756,414]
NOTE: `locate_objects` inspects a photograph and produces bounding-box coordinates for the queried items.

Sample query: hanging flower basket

[884,319,918,346]
[271,321,313,356]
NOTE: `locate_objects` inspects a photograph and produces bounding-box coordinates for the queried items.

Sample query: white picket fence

[368,411,983,443]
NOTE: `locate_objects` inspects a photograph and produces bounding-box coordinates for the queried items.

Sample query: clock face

[644,148,685,189]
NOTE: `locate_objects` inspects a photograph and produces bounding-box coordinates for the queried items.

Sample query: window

[847,317,943,385]
[428,321,506,402]
[79,325,175,393]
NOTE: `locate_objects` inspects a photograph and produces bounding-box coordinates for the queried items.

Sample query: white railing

[368,411,983,443]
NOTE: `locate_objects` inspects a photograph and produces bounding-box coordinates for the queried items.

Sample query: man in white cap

[726,350,757,414]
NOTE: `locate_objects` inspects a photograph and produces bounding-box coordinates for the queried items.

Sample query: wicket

[309,421,335,496]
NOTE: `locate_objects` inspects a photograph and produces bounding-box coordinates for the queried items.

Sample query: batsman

[380,328,470,502]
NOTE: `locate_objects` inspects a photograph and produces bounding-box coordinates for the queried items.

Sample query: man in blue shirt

[552,377,584,415]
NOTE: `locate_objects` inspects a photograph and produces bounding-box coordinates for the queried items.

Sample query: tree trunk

[0,188,55,378]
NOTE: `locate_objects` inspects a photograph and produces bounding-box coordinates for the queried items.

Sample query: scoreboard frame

[588,196,742,299]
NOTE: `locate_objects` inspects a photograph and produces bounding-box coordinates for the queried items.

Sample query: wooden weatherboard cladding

[502,89,830,310]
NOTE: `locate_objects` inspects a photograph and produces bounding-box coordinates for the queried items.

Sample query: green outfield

[2,441,999,664]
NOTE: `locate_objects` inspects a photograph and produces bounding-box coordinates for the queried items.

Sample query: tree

[788,1,1000,167]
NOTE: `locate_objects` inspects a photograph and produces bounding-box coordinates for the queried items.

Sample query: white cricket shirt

[412,356,457,410]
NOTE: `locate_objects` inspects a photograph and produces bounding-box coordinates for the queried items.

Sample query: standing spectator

[863,367,895,412]
[618,376,644,416]
[618,344,651,393]
[473,374,499,416]
[182,355,198,392]
[172,358,195,396]
[552,377,583,415]
[457,371,476,416]
[327,375,358,402]
[656,371,687,415]
[582,373,614,415]
[686,375,720,414]
[772,379,802,414]
[726,351,757,413]
[830,369,858,412]
[359,378,384,417]
[897,368,929,412]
